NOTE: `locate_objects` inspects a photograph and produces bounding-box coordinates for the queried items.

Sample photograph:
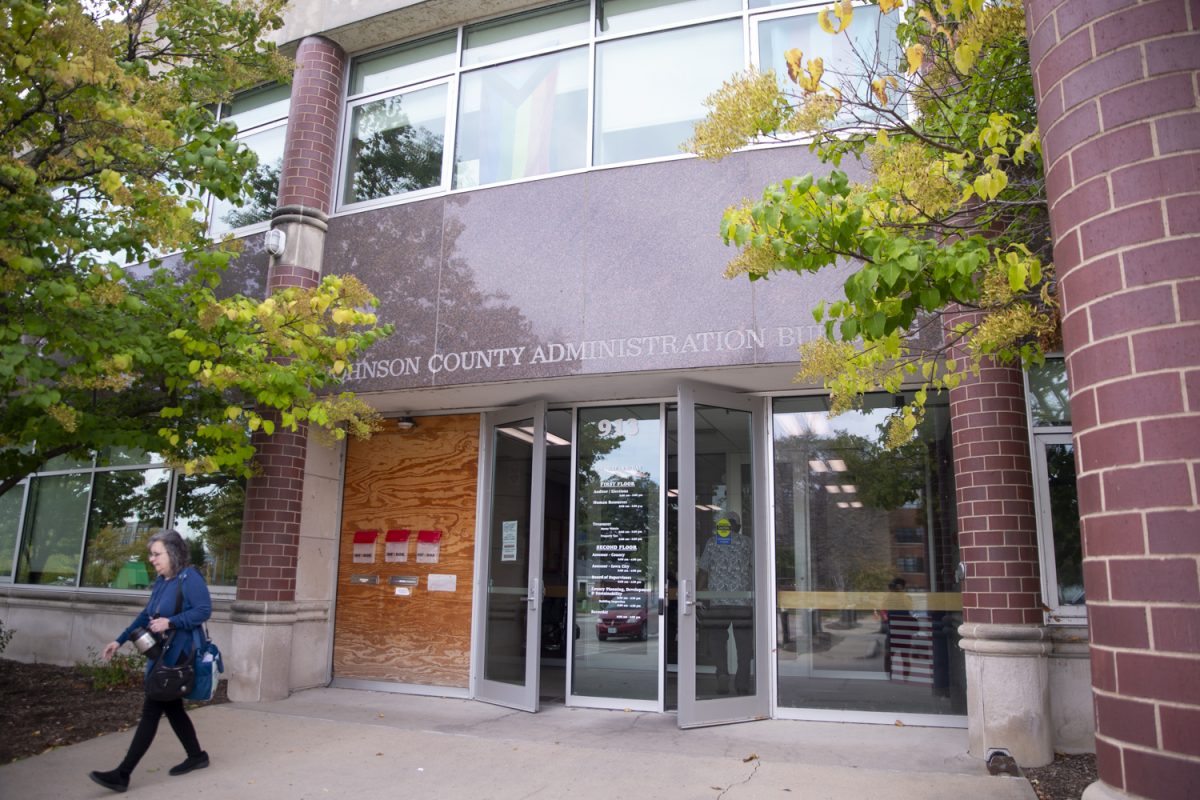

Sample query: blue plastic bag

[187,639,224,702]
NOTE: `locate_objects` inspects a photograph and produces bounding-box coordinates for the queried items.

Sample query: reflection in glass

[0,485,23,576]
[483,419,536,686]
[1045,443,1082,606]
[691,404,754,701]
[594,20,742,165]
[16,473,92,586]
[1028,358,1070,427]
[758,6,901,123]
[463,2,590,66]
[210,123,287,234]
[772,394,964,715]
[221,84,292,133]
[174,474,246,587]
[81,469,170,588]
[573,405,661,701]
[344,85,447,204]
[351,34,457,96]
[97,448,164,468]
[454,47,588,188]
[598,0,739,34]
[540,410,575,665]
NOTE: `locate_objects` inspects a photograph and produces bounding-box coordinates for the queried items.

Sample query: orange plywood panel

[334,414,479,686]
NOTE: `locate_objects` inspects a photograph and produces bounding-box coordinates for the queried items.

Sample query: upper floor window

[338,0,901,210]
[209,84,291,236]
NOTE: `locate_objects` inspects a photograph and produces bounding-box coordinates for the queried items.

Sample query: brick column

[948,308,1053,766]
[1025,2,1200,799]
[230,36,346,702]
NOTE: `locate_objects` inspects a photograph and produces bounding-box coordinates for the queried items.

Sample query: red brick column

[1025,2,1200,798]
[948,311,1043,626]
[947,307,1052,764]
[236,36,345,605]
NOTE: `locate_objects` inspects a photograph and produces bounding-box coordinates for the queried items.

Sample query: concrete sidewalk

[0,688,1035,799]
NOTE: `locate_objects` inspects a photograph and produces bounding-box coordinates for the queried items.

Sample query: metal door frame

[676,382,770,728]
[472,400,548,712]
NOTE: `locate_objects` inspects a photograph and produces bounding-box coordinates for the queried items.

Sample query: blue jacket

[117,566,212,669]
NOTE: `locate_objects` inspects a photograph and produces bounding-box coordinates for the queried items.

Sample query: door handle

[522,578,541,610]
[681,579,694,617]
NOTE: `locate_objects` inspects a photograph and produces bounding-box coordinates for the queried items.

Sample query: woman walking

[89,529,212,793]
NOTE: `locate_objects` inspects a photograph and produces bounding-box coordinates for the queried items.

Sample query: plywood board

[334,414,479,687]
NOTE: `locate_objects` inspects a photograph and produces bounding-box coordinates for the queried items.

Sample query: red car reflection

[596,607,648,641]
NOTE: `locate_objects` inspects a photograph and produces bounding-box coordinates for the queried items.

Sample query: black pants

[118,696,202,774]
[700,605,754,689]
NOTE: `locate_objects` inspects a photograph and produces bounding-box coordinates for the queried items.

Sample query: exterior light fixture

[396,415,417,431]
[264,228,286,256]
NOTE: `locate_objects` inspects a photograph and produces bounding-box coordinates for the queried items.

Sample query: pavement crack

[716,758,762,799]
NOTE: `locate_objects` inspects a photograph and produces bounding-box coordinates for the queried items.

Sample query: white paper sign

[501,520,518,562]
[427,574,457,592]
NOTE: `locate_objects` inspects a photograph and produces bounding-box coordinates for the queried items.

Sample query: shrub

[0,619,13,657]
[76,648,147,691]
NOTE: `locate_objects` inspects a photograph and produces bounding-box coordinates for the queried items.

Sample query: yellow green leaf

[905,44,924,75]
[785,48,805,82]
[954,41,980,74]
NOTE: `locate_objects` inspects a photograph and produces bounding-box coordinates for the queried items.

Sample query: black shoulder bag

[144,576,196,702]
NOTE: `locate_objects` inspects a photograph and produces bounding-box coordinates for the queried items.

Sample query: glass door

[569,404,664,710]
[676,383,769,728]
[475,401,547,711]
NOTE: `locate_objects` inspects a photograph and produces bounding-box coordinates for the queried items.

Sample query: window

[598,0,740,35]
[338,1,900,205]
[81,467,171,588]
[342,35,457,207]
[2,452,243,591]
[0,484,23,578]
[15,472,92,586]
[344,83,449,204]
[454,47,588,187]
[772,392,964,715]
[1027,358,1082,620]
[593,20,743,165]
[209,84,291,236]
[463,2,589,66]
[755,4,902,126]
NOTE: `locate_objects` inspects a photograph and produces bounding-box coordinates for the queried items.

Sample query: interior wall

[334,414,480,686]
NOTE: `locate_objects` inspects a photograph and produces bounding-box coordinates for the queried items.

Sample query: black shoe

[169,752,210,776]
[89,769,129,793]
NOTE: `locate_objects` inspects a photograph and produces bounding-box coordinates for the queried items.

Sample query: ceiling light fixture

[396,415,417,431]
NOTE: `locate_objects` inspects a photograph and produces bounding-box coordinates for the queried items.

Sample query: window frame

[0,454,242,596]
[206,85,292,238]
[333,0,903,214]
[1024,357,1085,623]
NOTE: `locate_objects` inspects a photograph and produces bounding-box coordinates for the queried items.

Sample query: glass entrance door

[676,383,769,728]
[475,401,547,712]
[569,404,664,710]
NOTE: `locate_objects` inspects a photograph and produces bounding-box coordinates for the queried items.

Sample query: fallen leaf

[743,753,759,763]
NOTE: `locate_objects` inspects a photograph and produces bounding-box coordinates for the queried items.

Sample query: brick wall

[947,309,1043,626]
[1025,1,1200,797]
